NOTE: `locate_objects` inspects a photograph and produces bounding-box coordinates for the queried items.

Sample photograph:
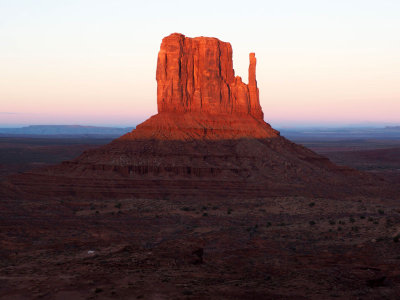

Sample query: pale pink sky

[1,0,399,127]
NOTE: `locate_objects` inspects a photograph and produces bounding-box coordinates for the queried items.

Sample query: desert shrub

[329,220,336,225]
[360,215,366,219]
[266,222,272,227]
[309,202,315,207]
[115,202,122,209]
[349,217,355,223]
[393,235,400,243]
[227,208,233,215]
[246,225,259,235]
[378,209,385,215]
[309,220,316,226]
[338,220,345,225]
[183,290,193,295]
[386,219,394,227]
[180,206,191,211]
[202,212,208,217]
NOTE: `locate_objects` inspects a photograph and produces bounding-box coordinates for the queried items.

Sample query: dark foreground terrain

[1,135,400,299]
[1,189,400,299]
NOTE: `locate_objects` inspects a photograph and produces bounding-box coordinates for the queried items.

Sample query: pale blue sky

[1,0,399,127]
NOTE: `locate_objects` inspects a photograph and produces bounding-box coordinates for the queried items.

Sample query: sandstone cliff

[156,33,263,119]
[122,33,275,141]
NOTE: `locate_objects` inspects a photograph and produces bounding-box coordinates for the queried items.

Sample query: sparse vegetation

[386,219,394,227]
[183,290,193,295]
[247,224,259,236]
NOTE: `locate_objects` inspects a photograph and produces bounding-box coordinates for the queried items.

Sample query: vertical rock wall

[156,33,264,119]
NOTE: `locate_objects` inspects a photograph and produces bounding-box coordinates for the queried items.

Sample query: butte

[2,33,381,201]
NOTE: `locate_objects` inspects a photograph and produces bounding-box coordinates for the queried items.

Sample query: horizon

[0,122,399,130]
[1,1,399,126]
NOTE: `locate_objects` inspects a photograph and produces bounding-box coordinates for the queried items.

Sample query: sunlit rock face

[156,33,263,119]
[120,33,276,141]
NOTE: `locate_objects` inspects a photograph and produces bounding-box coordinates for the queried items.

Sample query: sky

[0,0,399,127]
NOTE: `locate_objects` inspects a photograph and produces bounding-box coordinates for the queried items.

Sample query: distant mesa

[0,125,133,136]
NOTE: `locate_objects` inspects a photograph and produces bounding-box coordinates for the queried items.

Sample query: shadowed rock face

[156,33,263,120]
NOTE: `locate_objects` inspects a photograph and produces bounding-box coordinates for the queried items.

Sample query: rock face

[120,112,278,141]
[156,33,263,119]
[121,33,275,141]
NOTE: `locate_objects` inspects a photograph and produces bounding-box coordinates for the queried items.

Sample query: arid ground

[1,135,400,299]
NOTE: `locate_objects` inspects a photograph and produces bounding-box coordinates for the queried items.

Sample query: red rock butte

[121,33,278,140]
[1,33,383,201]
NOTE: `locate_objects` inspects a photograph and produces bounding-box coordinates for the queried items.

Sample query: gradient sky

[1,0,399,127]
